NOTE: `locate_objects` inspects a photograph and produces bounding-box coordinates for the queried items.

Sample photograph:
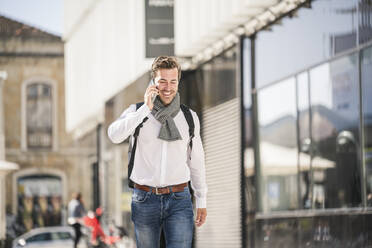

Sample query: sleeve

[107,103,151,144]
[187,111,208,209]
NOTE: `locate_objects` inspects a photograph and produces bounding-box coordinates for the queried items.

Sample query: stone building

[0,15,95,239]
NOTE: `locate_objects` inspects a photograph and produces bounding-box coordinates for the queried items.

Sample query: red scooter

[83,207,126,248]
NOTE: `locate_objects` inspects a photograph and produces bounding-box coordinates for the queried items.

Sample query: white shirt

[107,104,207,208]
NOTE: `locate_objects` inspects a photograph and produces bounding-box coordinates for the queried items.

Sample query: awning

[0,160,19,172]
[179,0,309,70]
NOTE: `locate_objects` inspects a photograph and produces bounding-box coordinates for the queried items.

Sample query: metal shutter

[195,98,241,248]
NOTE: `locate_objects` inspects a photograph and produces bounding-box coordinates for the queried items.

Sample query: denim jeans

[131,186,194,248]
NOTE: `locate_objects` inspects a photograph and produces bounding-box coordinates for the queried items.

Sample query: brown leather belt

[134,182,188,195]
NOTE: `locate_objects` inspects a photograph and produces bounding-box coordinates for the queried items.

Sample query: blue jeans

[131,186,194,248]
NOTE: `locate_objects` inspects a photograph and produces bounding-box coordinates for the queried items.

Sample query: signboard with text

[145,0,174,58]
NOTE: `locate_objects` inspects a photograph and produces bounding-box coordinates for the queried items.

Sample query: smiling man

[107,56,207,248]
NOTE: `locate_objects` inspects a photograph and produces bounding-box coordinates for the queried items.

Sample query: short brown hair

[151,56,181,81]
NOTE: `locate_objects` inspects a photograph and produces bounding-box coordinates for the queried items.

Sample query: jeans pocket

[132,189,149,203]
[172,188,191,200]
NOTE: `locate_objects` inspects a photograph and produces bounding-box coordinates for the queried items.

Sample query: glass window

[297,72,312,209]
[17,175,62,230]
[200,47,237,109]
[257,77,298,212]
[256,0,358,88]
[26,233,52,243]
[243,38,256,213]
[310,53,361,209]
[26,83,53,149]
[358,0,372,45]
[52,232,72,240]
[362,45,372,206]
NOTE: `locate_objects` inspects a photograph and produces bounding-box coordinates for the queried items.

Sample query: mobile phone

[149,79,158,102]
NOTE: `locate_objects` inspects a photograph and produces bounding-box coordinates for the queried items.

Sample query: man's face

[154,68,179,105]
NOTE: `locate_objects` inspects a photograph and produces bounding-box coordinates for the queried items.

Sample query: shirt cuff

[195,196,207,209]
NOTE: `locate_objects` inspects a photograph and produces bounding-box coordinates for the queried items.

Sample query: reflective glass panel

[310,53,361,208]
[297,72,312,209]
[256,0,358,88]
[358,0,372,45]
[201,47,237,109]
[362,45,372,206]
[258,77,298,212]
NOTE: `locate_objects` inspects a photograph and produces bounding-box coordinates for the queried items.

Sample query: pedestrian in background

[68,192,85,248]
[108,56,208,248]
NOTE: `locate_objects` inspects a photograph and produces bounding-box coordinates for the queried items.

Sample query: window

[310,53,361,208]
[297,71,312,209]
[358,0,372,45]
[200,47,237,109]
[256,0,359,88]
[362,45,372,206]
[17,175,63,231]
[26,233,52,243]
[26,83,53,149]
[257,77,298,212]
[52,232,72,241]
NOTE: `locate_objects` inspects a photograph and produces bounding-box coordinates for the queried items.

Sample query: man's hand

[144,84,159,110]
[195,208,207,227]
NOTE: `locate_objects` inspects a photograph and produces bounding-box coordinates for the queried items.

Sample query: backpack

[127,102,195,188]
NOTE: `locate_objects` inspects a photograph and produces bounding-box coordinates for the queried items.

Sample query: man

[107,56,207,248]
[68,192,85,248]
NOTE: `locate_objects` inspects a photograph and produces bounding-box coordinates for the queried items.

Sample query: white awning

[177,0,308,69]
[0,160,19,171]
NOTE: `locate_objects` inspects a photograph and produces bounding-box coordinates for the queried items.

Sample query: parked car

[12,226,87,248]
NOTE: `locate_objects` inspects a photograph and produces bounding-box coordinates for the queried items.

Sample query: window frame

[21,77,58,151]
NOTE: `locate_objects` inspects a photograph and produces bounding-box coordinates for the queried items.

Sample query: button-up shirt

[107,104,207,208]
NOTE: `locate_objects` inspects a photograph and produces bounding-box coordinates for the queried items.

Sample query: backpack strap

[136,102,144,110]
[128,102,148,188]
[180,104,195,159]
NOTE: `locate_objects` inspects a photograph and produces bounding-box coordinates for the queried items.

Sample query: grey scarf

[151,93,182,141]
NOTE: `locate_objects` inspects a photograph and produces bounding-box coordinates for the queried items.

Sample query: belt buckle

[155,187,161,195]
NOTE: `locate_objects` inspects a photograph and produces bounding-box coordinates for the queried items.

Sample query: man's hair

[151,56,181,81]
[73,192,82,201]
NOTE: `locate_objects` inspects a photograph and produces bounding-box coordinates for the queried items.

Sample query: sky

[0,0,63,36]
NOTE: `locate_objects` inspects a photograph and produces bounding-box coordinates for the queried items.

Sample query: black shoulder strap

[136,102,144,110]
[128,102,148,188]
[180,104,195,158]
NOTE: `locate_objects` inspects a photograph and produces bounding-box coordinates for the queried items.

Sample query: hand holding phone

[144,79,159,110]
[150,79,158,103]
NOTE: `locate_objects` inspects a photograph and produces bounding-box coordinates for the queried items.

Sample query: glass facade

[257,78,298,212]
[255,0,367,89]
[309,54,361,209]
[297,71,312,209]
[243,0,372,247]
[362,45,372,206]
[180,47,238,113]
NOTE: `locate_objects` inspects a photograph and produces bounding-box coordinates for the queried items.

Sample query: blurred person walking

[68,192,86,248]
[108,56,207,248]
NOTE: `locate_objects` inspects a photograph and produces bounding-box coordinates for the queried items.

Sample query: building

[242,0,372,247]
[0,70,19,248]
[0,15,94,242]
[64,0,372,247]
